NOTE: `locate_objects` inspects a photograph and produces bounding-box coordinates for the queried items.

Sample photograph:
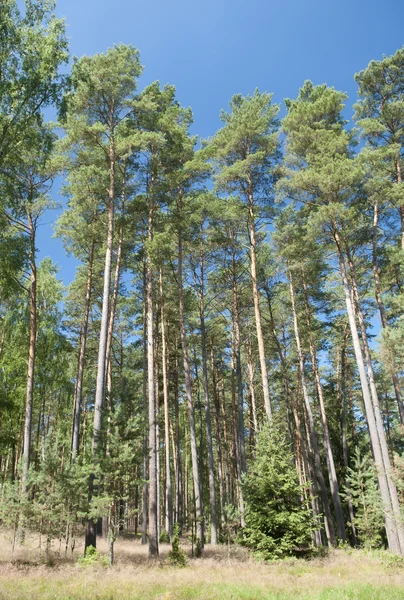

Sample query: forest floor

[0,533,404,599]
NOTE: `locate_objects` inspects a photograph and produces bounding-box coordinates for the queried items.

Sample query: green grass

[0,580,403,600]
[0,535,403,600]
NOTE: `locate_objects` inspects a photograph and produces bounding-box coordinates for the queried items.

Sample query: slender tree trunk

[247,176,271,419]
[346,239,404,547]
[340,325,357,546]
[147,194,158,556]
[302,276,346,541]
[334,227,404,555]
[177,189,203,545]
[288,267,336,546]
[231,240,246,473]
[105,182,125,419]
[159,270,173,540]
[92,135,115,455]
[210,340,225,531]
[86,127,115,552]
[71,234,95,460]
[291,382,322,547]
[173,344,182,531]
[195,250,218,545]
[371,198,404,423]
[246,338,258,432]
[22,212,37,494]
[142,268,148,545]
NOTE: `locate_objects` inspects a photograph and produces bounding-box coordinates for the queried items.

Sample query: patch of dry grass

[0,532,403,599]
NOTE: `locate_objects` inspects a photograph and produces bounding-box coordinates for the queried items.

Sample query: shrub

[168,524,187,567]
[77,545,108,568]
[159,529,170,544]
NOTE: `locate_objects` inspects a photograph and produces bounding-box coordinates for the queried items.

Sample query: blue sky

[38,0,404,285]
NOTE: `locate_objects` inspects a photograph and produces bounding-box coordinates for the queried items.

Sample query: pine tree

[242,423,315,559]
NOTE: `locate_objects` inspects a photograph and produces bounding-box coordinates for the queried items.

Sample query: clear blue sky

[38,0,404,285]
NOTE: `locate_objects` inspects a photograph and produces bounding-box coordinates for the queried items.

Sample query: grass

[0,532,403,599]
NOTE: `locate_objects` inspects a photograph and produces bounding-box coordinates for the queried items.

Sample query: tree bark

[22,211,37,494]
[159,270,173,540]
[177,188,203,545]
[147,192,158,556]
[71,233,94,460]
[288,267,336,546]
[302,275,346,541]
[333,227,404,555]
[196,251,217,545]
[247,175,271,419]
[371,197,404,423]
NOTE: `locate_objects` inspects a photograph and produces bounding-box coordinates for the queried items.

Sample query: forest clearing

[2,1,404,598]
[1,536,404,600]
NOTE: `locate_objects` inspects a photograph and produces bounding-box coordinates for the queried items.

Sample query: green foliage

[342,447,385,549]
[167,523,187,567]
[77,545,108,568]
[159,529,170,544]
[241,423,315,560]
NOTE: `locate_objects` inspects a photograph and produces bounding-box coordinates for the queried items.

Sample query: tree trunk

[85,128,115,552]
[231,240,246,473]
[302,275,346,541]
[339,325,357,546]
[105,182,125,421]
[160,270,173,541]
[195,250,218,545]
[210,340,225,531]
[288,267,336,546]
[92,137,115,455]
[371,197,404,423]
[22,211,37,494]
[333,227,404,555]
[71,233,95,460]
[247,176,271,419]
[177,188,203,546]
[141,272,148,545]
[147,194,158,556]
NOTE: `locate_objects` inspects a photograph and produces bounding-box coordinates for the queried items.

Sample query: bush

[159,529,170,544]
[168,524,187,567]
[77,545,108,568]
[241,423,315,560]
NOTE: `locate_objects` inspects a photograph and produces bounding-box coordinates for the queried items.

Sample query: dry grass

[0,532,404,599]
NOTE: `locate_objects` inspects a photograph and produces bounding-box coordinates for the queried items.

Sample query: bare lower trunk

[160,270,173,540]
[292,386,322,547]
[334,228,404,555]
[92,148,115,455]
[86,131,115,552]
[246,338,258,432]
[142,279,148,545]
[231,242,246,473]
[247,178,271,419]
[196,252,217,545]
[147,202,158,557]
[174,346,182,531]
[288,267,336,546]
[210,340,225,532]
[71,235,94,460]
[340,326,357,546]
[371,198,404,423]
[302,276,346,541]
[105,184,125,419]
[22,212,37,494]
[177,190,203,545]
